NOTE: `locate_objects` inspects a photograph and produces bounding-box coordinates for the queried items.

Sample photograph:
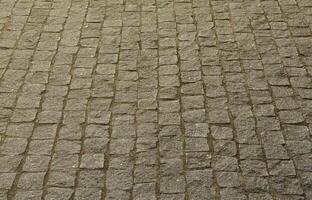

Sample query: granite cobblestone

[0,0,312,199]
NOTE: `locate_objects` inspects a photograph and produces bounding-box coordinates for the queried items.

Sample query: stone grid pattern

[0,0,312,199]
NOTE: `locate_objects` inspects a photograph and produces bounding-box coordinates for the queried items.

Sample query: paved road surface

[0,0,312,199]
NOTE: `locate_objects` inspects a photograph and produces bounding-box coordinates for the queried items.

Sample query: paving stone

[37,111,62,123]
[264,144,289,159]
[159,100,180,113]
[23,156,50,172]
[286,141,311,156]
[50,154,79,171]
[185,138,209,152]
[279,110,305,124]
[214,140,237,156]
[211,126,233,140]
[54,140,81,155]
[45,187,73,200]
[83,138,108,153]
[80,154,105,169]
[1,0,312,198]
[0,173,16,190]
[185,123,209,137]
[133,183,157,200]
[0,156,23,172]
[248,193,273,200]
[283,125,310,141]
[32,124,57,139]
[13,190,43,200]
[239,144,264,160]
[17,172,45,190]
[160,158,183,176]
[160,175,185,194]
[47,171,75,188]
[209,109,231,124]
[245,177,270,192]
[78,170,105,188]
[213,156,239,172]
[28,140,54,155]
[220,188,247,200]
[271,177,304,195]
[0,191,7,200]
[216,172,240,187]
[88,111,111,124]
[11,109,37,122]
[186,169,214,189]
[6,123,34,138]
[0,138,28,155]
[299,171,312,188]
[182,109,206,123]
[240,160,268,177]
[74,188,102,200]
[186,152,211,169]
[106,169,133,191]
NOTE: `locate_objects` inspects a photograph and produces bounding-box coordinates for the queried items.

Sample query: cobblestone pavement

[0,0,312,199]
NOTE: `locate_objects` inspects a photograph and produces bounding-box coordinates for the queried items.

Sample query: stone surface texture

[0,0,312,199]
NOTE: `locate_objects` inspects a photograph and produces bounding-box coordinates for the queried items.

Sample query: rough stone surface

[0,0,311,199]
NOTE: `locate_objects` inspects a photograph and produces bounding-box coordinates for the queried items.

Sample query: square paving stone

[28,140,54,155]
[185,123,209,137]
[74,188,102,200]
[17,172,45,190]
[80,153,105,169]
[54,140,81,155]
[11,109,37,122]
[0,138,28,155]
[50,154,79,171]
[45,187,73,200]
[23,156,51,172]
[6,123,34,138]
[185,138,210,152]
[37,111,62,123]
[216,172,240,187]
[47,171,76,188]
[13,190,43,200]
[0,173,16,189]
[133,183,156,200]
[279,110,304,124]
[0,156,23,172]
[32,124,57,139]
[160,175,185,194]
